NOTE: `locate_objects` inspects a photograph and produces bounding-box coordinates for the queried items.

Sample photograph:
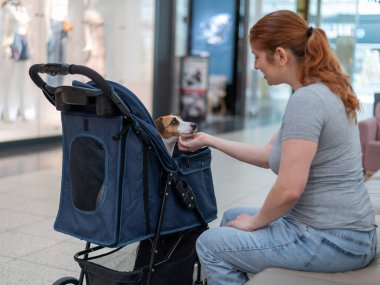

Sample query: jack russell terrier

[155,115,197,156]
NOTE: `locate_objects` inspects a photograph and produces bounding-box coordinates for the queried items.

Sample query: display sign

[180,56,209,121]
[180,56,209,95]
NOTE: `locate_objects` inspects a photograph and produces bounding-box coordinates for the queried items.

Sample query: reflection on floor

[0,138,62,178]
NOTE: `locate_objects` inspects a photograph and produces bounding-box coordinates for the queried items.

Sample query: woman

[178,10,377,285]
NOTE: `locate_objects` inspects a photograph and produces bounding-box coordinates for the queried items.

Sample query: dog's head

[155,115,197,139]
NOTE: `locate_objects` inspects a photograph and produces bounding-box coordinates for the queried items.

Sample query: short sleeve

[281,89,325,143]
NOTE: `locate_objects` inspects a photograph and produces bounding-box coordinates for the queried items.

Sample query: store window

[353,0,380,118]
[0,0,155,143]
[245,0,296,121]
[245,0,380,122]
[309,0,380,120]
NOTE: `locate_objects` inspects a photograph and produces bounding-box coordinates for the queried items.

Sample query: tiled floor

[0,121,281,284]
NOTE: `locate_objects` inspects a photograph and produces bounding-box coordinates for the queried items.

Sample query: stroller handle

[29,63,131,117]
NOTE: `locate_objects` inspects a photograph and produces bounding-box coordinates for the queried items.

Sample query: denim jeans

[196,207,377,285]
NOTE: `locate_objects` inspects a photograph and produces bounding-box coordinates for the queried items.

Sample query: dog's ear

[155,117,165,133]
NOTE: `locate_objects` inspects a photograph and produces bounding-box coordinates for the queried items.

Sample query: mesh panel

[70,136,106,211]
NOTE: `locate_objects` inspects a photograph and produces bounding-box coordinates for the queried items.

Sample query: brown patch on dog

[155,115,182,139]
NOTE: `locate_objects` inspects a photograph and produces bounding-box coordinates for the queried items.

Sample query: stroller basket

[74,227,204,285]
[29,64,217,285]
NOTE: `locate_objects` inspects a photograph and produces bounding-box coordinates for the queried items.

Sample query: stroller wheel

[52,276,79,285]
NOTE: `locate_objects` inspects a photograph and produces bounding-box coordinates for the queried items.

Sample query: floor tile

[9,169,61,188]
[12,218,65,241]
[12,198,59,217]
[0,259,78,285]
[21,240,85,272]
[0,193,29,210]
[0,176,26,192]
[0,255,14,265]
[5,183,61,202]
[0,209,47,231]
[0,231,61,258]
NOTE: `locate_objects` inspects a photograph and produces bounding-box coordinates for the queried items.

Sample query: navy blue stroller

[29,64,217,285]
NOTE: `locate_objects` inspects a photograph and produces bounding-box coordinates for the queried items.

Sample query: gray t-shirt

[269,82,376,231]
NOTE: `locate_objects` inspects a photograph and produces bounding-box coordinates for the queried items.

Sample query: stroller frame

[29,63,212,285]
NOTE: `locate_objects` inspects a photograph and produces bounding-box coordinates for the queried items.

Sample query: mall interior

[0,0,380,284]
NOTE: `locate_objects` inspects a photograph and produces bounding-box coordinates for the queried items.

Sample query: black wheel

[52,276,79,285]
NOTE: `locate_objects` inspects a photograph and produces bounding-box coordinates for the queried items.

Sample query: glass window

[245,0,296,121]
[309,0,380,120]
[0,0,155,143]
[353,0,380,118]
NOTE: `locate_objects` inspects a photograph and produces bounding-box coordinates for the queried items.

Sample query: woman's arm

[178,130,279,168]
[227,138,317,231]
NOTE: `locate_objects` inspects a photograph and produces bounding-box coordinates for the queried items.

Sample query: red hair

[249,10,359,121]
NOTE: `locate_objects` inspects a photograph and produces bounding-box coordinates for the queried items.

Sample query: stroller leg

[146,173,174,284]
[78,242,91,285]
[194,258,207,285]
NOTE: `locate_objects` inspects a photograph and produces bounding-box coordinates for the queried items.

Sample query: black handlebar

[29,63,131,117]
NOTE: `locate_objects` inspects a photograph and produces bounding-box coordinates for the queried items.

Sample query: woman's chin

[265,78,280,86]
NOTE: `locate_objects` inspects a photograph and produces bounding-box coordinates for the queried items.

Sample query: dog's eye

[171,118,178,125]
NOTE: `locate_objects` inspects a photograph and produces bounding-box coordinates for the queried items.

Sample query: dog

[155,115,197,156]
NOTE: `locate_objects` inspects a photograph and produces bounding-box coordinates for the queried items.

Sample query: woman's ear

[274,47,288,65]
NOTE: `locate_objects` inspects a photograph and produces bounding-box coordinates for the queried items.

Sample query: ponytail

[301,28,359,121]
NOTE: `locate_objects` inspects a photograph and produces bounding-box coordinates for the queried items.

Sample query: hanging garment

[47,19,67,86]
[83,9,106,76]
[10,32,29,60]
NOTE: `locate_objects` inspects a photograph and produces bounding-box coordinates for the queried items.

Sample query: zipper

[114,117,129,245]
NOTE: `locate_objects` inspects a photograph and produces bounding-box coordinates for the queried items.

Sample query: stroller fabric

[54,80,217,247]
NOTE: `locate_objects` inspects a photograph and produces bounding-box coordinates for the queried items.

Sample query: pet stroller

[29,64,218,285]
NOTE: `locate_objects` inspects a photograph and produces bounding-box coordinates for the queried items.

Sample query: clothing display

[46,0,70,86]
[0,0,34,122]
[0,0,155,142]
[83,8,105,76]
[0,0,30,60]
[10,32,29,60]
[46,19,68,86]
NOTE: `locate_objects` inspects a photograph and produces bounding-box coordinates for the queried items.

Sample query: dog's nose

[191,123,197,130]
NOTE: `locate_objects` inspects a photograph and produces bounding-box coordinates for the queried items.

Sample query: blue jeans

[196,207,377,285]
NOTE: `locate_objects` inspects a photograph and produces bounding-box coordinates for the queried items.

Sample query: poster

[180,56,209,121]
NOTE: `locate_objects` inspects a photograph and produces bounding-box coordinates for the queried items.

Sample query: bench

[246,171,380,285]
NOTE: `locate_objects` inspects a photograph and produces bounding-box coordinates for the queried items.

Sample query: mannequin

[0,0,34,122]
[45,0,71,86]
[83,6,105,76]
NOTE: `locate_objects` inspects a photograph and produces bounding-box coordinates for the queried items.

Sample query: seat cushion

[376,103,380,140]
[367,170,380,215]
[365,141,380,172]
[246,215,380,285]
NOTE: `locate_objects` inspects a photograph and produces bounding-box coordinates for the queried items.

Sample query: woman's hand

[178,132,210,152]
[226,213,257,232]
